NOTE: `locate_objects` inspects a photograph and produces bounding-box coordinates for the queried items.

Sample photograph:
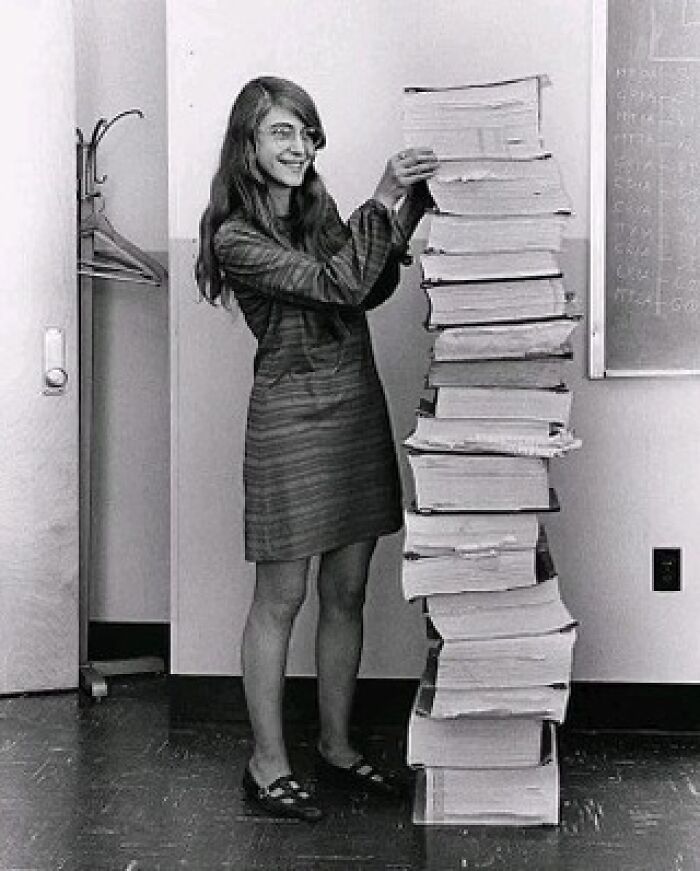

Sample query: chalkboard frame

[589,0,700,378]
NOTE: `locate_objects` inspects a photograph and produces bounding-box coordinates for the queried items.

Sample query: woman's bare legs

[316,538,376,766]
[242,557,309,787]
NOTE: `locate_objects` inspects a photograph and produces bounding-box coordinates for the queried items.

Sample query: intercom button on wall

[45,367,68,389]
[43,326,68,395]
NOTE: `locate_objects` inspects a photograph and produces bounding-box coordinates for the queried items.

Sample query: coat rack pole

[76,126,165,699]
[77,136,108,698]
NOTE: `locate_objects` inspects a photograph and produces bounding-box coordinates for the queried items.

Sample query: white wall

[73,0,169,622]
[74,0,168,251]
[0,1,79,692]
[550,296,700,682]
[169,0,700,682]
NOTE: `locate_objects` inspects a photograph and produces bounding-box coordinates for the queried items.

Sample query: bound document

[407,453,551,513]
[405,416,580,458]
[404,76,548,160]
[435,628,577,689]
[433,385,572,425]
[426,354,573,389]
[427,214,567,255]
[421,250,561,284]
[402,546,537,598]
[403,508,539,557]
[428,155,572,217]
[407,700,546,769]
[414,675,570,723]
[425,576,576,640]
[413,722,560,826]
[402,527,554,598]
[424,277,573,327]
[431,319,579,362]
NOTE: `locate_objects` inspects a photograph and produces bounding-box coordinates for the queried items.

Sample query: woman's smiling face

[255,105,317,196]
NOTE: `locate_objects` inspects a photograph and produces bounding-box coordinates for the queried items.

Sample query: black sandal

[242,767,324,822]
[315,751,403,797]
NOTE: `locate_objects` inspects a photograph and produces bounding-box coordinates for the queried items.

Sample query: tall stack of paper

[402,75,581,827]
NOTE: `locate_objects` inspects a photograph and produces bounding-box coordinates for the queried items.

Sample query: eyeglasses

[259,122,322,149]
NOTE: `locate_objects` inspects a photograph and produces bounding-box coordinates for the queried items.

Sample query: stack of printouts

[401,76,581,826]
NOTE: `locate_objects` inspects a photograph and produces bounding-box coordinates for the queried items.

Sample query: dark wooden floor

[1,678,699,871]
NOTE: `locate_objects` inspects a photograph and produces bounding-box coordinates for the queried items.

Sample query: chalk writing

[603,0,700,368]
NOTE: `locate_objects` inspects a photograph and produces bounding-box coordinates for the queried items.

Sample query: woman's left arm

[362,180,435,311]
[394,180,435,248]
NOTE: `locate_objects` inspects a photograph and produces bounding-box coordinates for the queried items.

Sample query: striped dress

[213,197,407,562]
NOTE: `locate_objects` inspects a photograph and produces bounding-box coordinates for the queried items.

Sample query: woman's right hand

[372,147,438,210]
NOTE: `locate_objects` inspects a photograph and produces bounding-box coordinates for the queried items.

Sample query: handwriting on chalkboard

[600,0,700,371]
[608,60,700,321]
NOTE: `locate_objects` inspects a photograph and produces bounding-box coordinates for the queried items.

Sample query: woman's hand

[372,147,438,210]
[405,178,436,211]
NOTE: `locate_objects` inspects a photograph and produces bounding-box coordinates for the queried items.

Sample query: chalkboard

[589,0,700,376]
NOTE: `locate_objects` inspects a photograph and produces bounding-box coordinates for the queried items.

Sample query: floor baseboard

[169,675,700,732]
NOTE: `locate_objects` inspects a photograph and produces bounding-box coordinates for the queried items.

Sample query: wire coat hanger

[77,108,166,287]
[79,211,166,285]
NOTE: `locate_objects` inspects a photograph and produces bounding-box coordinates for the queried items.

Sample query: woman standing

[196,76,437,821]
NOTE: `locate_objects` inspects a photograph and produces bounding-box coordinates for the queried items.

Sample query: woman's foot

[316,740,362,770]
[315,744,404,798]
[242,766,324,822]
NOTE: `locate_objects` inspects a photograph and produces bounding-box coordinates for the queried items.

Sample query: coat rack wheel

[79,657,165,699]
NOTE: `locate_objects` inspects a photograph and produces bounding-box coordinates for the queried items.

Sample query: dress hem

[244,519,404,564]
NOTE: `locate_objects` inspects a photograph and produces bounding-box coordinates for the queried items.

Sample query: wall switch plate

[653,547,681,592]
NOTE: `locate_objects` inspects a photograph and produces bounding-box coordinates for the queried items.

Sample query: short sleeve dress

[213,197,407,562]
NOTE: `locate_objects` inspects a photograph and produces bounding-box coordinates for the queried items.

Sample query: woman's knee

[321,577,367,616]
[252,558,309,622]
[318,541,375,616]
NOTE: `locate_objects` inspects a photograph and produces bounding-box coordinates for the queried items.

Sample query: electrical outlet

[652,547,681,592]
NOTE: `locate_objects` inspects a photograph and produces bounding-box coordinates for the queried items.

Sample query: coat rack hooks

[88,108,145,185]
[76,106,166,289]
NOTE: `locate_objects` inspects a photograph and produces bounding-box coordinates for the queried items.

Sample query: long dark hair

[196,76,330,307]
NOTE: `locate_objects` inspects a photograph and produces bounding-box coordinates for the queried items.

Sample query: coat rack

[77,110,167,699]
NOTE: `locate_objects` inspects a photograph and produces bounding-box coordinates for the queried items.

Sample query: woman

[196,76,437,821]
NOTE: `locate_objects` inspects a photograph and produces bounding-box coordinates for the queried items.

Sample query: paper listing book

[406,411,578,454]
[424,277,573,327]
[412,722,559,826]
[403,76,548,160]
[425,576,576,640]
[405,415,581,458]
[404,508,539,556]
[426,354,572,389]
[401,529,554,598]
[433,385,572,425]
[421,250,561,284]
[414,672,570,722]
[435,627,577,690]
[429,155,572,217]
[431,319,578,362]
[402,546,536,599]
[427,214,568,255]
[407,453,550,513]
[407,697,545,769]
